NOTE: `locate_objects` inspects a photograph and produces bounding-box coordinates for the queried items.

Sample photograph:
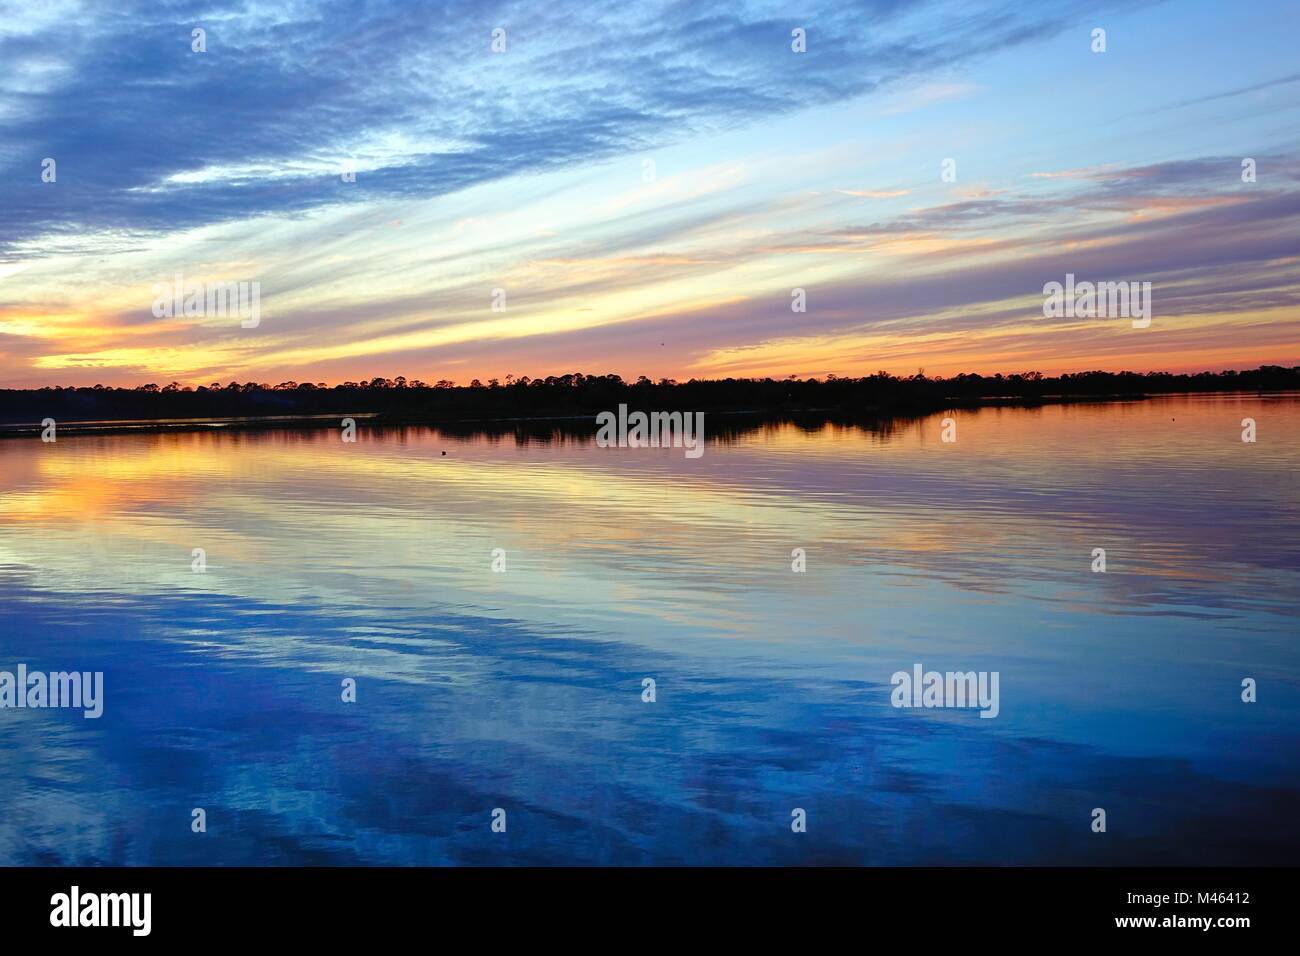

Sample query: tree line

[2,366,1297,426]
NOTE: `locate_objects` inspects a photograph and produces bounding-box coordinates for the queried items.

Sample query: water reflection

[1,394,1297,864]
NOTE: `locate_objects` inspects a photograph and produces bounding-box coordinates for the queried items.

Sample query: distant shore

[1,366,1296,438]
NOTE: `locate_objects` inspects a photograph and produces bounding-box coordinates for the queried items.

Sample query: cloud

[835,188,912,198]
[4,1,1294,386]
[0,0,1104,258]
[877,80,980,115]
[1141,70,1300,115]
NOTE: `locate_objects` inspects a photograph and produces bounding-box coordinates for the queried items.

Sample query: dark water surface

[1,394,1297,864]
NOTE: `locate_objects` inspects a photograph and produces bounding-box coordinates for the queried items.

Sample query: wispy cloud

[1,0,1297,386]
[0,0,1103,258]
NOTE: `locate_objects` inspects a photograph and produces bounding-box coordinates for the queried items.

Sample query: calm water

[1,394,1297,865]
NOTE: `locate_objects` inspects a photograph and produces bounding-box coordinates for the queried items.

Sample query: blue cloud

[0,0,1105,258]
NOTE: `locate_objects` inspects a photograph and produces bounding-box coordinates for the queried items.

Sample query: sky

[0,0,1297,388]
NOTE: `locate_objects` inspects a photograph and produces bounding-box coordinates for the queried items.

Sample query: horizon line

[5,362,1299,393]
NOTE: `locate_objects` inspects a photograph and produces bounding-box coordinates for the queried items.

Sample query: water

[1,394,1296,865]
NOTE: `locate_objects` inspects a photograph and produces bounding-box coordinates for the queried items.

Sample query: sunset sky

[1,0,1297,388]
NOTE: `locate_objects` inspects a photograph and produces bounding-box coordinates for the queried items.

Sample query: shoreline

[0,389,1286,439]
